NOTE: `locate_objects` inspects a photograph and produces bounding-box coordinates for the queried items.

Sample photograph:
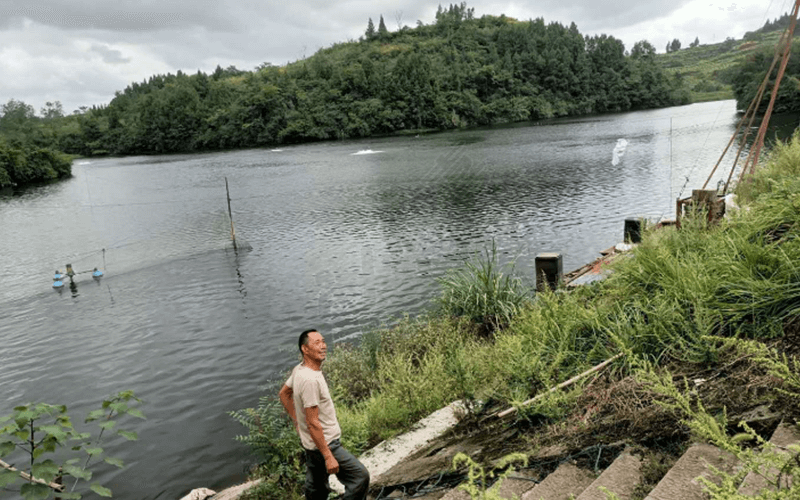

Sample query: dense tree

[666,38,682,53]
[365,18,376,40]
[0,138,72,188]
[0,3,690,159]
[690,37,700,48]
[40,101,64,120]
[731,38,800,113]
[378,15,388,38]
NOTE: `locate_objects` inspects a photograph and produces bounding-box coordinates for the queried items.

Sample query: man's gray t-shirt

[286,363,342,450]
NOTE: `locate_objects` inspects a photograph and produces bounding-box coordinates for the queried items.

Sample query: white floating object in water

[270,149,284,152]
[612,139,628,166]
[351,149,384,155]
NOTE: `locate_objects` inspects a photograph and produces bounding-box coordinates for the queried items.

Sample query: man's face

[302,331,327,363]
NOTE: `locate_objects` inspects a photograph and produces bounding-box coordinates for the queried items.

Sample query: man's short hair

[299,329,318,352]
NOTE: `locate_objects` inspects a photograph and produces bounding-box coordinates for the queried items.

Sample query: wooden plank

[496,353,625,419]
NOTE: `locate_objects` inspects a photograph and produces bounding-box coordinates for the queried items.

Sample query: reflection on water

[0,101,794,499]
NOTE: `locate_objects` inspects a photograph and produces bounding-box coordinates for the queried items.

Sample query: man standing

[279,329,370,500]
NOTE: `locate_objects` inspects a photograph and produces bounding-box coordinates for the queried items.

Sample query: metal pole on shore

[225,177,238,250]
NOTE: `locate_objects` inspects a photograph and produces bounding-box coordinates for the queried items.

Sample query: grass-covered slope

[657,30,785,104]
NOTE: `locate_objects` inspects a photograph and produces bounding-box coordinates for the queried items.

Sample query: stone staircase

[399,422,800,500]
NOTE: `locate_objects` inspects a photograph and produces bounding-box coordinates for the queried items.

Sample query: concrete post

[536,253,563,292]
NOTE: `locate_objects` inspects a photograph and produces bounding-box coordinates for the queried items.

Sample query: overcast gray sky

[0,0,789,115]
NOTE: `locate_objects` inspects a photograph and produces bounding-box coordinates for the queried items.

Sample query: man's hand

[324,454,339,474]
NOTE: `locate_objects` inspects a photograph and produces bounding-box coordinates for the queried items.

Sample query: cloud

[0,0,239,31]
[90,43,131,64]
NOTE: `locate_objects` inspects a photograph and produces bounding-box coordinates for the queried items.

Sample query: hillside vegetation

[656,13,793,104]
[0,3,687,163]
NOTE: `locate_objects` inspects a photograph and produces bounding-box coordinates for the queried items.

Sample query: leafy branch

[0,391,145,500]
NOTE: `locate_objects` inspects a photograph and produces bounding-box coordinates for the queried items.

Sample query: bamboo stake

[496,352,626,419]
[225,177,237,250]
[748,0,800,175]
[0,459,65,492]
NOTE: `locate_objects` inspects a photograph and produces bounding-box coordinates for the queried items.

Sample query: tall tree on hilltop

[631,40,656,60]
[365,17,376,40]
[378,15,388,38]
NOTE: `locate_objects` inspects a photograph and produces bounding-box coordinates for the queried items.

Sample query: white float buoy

[612,139,628,166]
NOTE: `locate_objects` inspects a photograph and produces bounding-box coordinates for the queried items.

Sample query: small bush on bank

[436,241,532,334]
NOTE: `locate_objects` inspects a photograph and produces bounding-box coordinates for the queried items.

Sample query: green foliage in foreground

[0,391,145,500]
[637,339,800,499]
[230,396,303,478]
[0,140,72,188]
[453,452,528,500]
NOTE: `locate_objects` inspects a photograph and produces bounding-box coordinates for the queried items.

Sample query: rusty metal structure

[676,0,800,226]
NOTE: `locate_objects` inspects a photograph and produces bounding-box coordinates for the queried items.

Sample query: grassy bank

[657,30,782,104]
[327,128,800,450]
[233,133,800,499]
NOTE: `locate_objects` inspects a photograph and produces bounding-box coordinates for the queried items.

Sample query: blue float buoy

[53,280,64,288]
[92,268,104,278]
[54,270,64,281]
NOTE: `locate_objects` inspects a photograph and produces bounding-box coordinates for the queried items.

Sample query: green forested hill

[655,13,793,105]
[0,4,689,159]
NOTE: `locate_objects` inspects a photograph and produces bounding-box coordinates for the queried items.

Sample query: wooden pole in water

[225,177,237,250]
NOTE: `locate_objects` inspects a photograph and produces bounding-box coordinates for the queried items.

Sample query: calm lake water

[0,100,793,499]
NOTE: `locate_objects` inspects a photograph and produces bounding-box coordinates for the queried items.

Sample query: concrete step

[440,469,539,500]
[520,462,596,500]
[644,443,739,500]
[737,421,800,495]
[575,451,643,500]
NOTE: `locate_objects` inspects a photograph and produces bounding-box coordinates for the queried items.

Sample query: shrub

[229,396,303,477]
[436,241,532,334]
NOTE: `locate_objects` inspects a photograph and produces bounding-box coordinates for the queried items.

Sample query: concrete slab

[738,421,800,495]
[208,480,261,500]
[520,462,595,500]
[332,401,464,493]
[441,469,540,500]
[644,444,739,500]
[576,451,643,500]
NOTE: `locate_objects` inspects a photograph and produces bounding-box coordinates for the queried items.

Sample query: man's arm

[278,384,298,430]
[304,406,339,474]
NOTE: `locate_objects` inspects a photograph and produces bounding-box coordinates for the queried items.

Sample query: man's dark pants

[304,439,370,500]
